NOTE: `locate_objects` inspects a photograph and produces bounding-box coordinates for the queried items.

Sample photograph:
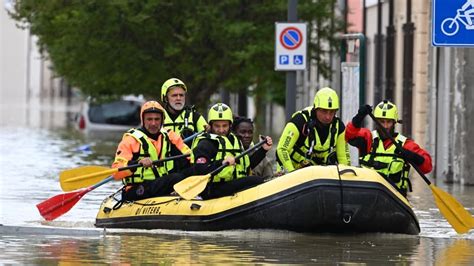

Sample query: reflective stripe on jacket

[360,130,410,191]
[121,129,173,184]
[276,107,348,172]
[192,132,250,182]
[163,107,207,138]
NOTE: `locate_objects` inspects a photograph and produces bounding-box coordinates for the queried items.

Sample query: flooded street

[1,98,474,264]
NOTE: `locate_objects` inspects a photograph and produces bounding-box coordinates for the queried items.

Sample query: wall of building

[1,4,71,129]
[451,48,474,185]
[459,49,474,184]
[394,1,405,128]
[1,3,65,100]
[412,0,430,147]
[0,5,28,101]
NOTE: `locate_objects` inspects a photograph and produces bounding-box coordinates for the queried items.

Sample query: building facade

[345,0,474,184]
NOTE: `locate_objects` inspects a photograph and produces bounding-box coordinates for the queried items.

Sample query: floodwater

[1,97,474,265]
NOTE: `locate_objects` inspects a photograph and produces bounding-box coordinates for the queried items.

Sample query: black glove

[352,105,372,128]
[127,160,139,172]
[395,148,425,165]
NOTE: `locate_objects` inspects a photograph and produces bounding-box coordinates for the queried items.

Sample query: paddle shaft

[117,153,190,173]
[115,133,195,172]
[91,175,114,189]
[173,138,268,200]
[208,138,267,177]
[368,112,431,185]
[68,153,190,183]
[93,153,189,188]
[63,133,197,185]
[184,131,200,144]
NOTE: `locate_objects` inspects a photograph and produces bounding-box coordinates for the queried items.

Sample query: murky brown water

[1,97,473,264]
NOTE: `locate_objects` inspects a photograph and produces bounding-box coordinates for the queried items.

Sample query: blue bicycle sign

[441,2,474,36]
[433,0,474,46]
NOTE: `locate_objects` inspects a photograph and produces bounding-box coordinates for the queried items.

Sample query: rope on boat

[336,166,358,224]
[109,188,180,211]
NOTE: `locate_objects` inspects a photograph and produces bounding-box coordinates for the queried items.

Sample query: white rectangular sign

[341,62,360,166]
[275,22,307,71]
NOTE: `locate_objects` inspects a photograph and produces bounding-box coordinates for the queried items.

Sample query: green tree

[11,0,342,110]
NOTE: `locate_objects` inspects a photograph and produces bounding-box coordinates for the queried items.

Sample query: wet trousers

[122,173,186,201]
[201,176,264,200]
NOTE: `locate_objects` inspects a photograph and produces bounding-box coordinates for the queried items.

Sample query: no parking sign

[275,22,307,71]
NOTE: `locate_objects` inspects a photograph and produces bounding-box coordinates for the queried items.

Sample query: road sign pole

[286,0,298,121]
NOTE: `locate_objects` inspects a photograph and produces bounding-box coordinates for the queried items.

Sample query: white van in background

[75,95,145,132]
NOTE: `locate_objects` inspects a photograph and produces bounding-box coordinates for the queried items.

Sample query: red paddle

[37,176,113,221]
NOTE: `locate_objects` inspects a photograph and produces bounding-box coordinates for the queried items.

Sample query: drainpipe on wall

[402,0,415,137]
[385,0,395,101]
[373,0,384,104]
[363,0,366,36]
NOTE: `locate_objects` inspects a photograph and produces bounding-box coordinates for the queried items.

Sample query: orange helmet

[140,101,166,124]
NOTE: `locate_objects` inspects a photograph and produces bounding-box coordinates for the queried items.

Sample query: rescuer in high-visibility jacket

[276,87,350,174]
[112,101,192,201]
[345,100,433,196]
[190,103,273,199]
[160,78,208,139]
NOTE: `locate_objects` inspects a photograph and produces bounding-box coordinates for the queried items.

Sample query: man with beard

[276,87,350,173]
[160,78,208,139]
[111,101,192,201]
[232,116,273,180]
[345,100,432,196]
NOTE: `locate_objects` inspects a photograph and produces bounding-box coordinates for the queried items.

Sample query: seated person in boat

[276,87,350,173]
[190,103,273,199]
[111,101,192,201]
[160,78,208,139]
[232,116,273,180]
[345,100,433,196]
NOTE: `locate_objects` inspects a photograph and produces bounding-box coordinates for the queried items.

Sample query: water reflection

[434,239,474,265]
[4,230,473,264]
[1,230,427,264]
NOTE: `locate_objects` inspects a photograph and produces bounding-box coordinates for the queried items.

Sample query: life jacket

[192,132,250,182]
[163,106,197,138]
[290,107,340,167]
[123,128,174,184]
[359,130,411,193]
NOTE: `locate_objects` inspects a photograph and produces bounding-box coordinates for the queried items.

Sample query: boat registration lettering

[135,206,161,215]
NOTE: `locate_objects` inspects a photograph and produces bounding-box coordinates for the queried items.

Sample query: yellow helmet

[208,103,233,123]
[140,101,166,124]
[313,87,339,110]
[161,78,187,102]
[373,100,398,121]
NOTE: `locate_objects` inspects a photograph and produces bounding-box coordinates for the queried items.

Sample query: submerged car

[75,95,145,132]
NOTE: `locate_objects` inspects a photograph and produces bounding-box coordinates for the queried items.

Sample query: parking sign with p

[275,23,307,70]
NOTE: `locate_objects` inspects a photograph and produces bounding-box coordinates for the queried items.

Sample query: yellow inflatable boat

[95,165,420,235]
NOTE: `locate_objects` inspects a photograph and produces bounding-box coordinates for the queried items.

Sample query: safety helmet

[208,103,233,123]
[161,78,187,102]
[140,101,166,124]
[373,100,398,121]
[313,87,339,110]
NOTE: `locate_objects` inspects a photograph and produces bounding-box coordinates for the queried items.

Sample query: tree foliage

[11,0,342,109]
